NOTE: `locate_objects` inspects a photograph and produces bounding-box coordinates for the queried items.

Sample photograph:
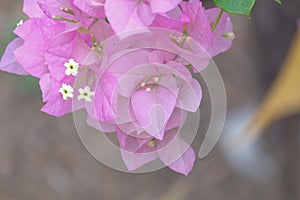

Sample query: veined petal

[73,0,105,18]
[0,38,29,75]
[23,0,45,18]
[94,72,118,121]
[117,126,158,171]
[180,1,214,51]
[105,0,155,33]
[205,8,234,57]
[150,0,182,13]
[157,131,195,176]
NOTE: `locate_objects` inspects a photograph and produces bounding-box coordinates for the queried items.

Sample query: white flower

[140,82,146,87]
[64,59,80,76]
[78,86,95,103]
[16,20,24,28]
[153,76,160,83]
[146,87,152,92]
[59,84,74,100]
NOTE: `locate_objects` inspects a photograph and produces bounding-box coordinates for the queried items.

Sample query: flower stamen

[223,32,236,40]
[147,139,157,148]
[60,7,75,15]
[52,15,79,23]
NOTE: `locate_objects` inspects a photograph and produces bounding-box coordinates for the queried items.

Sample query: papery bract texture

[0,0,235,175]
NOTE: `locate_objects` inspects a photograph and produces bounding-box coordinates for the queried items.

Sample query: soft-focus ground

[0,0,299,199]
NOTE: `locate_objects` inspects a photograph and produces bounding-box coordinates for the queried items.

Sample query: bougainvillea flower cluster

[0,0,234,175]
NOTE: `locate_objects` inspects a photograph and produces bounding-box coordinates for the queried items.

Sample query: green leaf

[275,0,282,4]
[213,0,256,18]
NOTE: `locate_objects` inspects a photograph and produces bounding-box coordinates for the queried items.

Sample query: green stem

[212,10,224,32]
[52,16,78,23]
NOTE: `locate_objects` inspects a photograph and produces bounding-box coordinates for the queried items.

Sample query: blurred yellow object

[242,27,300,142]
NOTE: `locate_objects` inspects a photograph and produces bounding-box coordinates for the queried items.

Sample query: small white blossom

[64,59,80,76]
[78,86,95,103]
[59,84,74,100]
[140,82,146,87]
[16,20,24,28]
[153,77,160,83]
[146,87,152,92]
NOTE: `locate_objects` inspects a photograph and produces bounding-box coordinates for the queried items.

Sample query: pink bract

[0,0,235,175]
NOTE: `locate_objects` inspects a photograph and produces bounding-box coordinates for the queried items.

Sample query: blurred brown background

[0,0,299,199]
